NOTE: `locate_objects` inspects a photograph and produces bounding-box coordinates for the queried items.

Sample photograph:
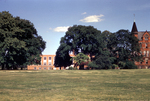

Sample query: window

[43,57,47,65]
[144,51,146,57]
[145,58,148,64]
[145,34,149,40]
[49,62,51,65]
[146,43,148,48]
[44,67,47,70]
[34,67,37,70]
[44,57,46,60]
[147,51,149,57]
[48,57,52,65]
[39,67,41,70]
[48,67,51,70]
[44,62,46,65]
[139,43,142,48]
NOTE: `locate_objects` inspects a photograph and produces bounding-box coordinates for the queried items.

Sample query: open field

[0,69,150,101]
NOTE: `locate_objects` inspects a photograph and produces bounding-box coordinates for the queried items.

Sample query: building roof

[131,21,138,33]
[138,31,150,40]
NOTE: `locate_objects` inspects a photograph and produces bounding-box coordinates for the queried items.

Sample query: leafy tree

[54,46,72,70]
[55,25,112,69]
[112,64,119,69]
[58,25,103,59]
[107,29,142,68]
[71,53,89,69]
[124,60,137,69]
[0,11,46,70]
[88,50,115,69]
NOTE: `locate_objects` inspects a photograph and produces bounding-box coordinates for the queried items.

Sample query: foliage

[55,26,142,69]
[71,53,89,68]
[112,64,119,69]
[55,25,112,69]
[0,11,46,69]
[118,61,126,69]
[54,46,72,68]
[88,54,115,69]
[124,60,137,69]
[106,29,142,69]
[58,25,103,59]
[67,66,78,70]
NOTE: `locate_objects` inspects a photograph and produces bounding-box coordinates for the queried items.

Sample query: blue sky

[1,0,150,55]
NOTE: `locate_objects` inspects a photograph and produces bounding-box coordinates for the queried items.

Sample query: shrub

[124,60,137,69]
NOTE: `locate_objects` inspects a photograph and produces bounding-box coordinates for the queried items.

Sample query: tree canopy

[72,53,89,69]
[106,29,142,69]
[0,11,46,70]
[58,25,105,57]
[54,25,113,69]
[55,25,142,69]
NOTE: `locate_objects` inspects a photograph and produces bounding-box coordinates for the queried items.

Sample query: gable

[138,31,150,40]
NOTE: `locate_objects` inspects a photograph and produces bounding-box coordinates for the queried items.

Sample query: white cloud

[82,12,87,15]
[53,26,70,32]
[80,14,104,23]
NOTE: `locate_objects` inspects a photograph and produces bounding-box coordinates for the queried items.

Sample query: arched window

[144,51,146,57]
[145,34,149,40]
[147,51,149,57]
[145,58,148,64]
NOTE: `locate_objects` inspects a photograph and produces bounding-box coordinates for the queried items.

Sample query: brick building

[132,21,150,69]
[27,54,75,70]
[27,55,56,70]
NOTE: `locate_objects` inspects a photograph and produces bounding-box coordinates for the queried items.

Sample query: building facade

[27,54,76,70]
[27,55,57,70]
[132,21,150,69]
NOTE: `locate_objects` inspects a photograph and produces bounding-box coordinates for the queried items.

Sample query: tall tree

[0,11,46,70]
[107,29,142,69]
[54,45,72,70]
[55,25,113,69]
[58,25,103,58]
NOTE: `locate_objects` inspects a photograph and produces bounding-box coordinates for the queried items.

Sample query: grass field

[0,69,150,101]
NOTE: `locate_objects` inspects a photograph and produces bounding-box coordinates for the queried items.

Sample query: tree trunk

[6,64,10,70]
[13,66,18,70]
[2,64,4,70]
[79,65,84,70]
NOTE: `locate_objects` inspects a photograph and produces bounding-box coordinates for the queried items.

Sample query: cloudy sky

[1,0,150,55]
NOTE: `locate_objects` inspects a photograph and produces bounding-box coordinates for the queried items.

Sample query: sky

[1,0,150,55]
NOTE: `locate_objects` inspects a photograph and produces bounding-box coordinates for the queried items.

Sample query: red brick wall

[135,31,150,69]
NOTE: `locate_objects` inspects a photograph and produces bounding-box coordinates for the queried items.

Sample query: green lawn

[0,69,150,101]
